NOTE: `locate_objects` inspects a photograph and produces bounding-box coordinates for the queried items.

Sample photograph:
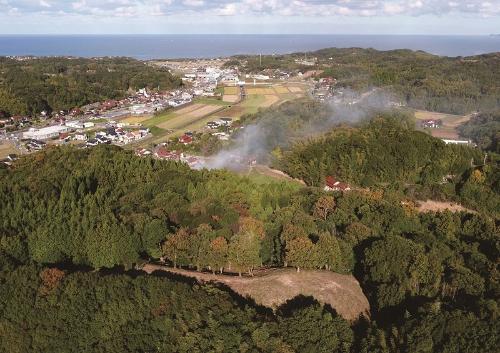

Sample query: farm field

[223,86,239,95]
[274,86,291,94]
[223,95,239,103]
[414,110,471,139]
[119,115,151,124]
[132,83,309,147]
[157,105,223,130]
[240,95,268,115]
[142,111,178,128]
[288,86,304,93]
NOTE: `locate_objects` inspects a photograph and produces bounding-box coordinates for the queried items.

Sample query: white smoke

[203,88,401,170]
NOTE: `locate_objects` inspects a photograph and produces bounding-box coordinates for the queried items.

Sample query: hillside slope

[143,265,370,321]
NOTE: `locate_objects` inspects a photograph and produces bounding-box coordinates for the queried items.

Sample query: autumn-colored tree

[162,228,190,268]
[285,237,314,272]
[312,195,336,220]
[207,236,228,274]
[39,267,65,296]
[239,216,266,240]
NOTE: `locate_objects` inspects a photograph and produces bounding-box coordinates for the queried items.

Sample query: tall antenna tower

[259,54,262,66]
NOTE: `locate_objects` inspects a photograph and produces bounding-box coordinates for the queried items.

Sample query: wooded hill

[234,48,500,114]
[0,139,498,352]
[0,57,182,116]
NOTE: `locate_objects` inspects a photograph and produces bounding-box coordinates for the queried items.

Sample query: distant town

[0,55,474,168]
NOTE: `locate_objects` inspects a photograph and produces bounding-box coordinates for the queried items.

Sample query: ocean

[0,34,499,59]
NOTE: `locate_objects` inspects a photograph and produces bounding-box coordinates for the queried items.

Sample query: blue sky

[0,0,499,35]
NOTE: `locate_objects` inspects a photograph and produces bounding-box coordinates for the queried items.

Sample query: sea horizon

[0,34,499,59]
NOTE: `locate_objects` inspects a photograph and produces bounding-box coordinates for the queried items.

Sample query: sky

[0,0,499,35]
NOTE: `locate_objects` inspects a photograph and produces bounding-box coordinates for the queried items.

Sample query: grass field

[142,111,178,128]
[143,265,369,322]
[414,110,471,139]
[240,95,268,115]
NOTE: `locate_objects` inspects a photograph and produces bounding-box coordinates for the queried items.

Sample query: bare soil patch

[223,95,239,103]
[142,265,370,321]
[0,141,18,159]
[417,200,475,214]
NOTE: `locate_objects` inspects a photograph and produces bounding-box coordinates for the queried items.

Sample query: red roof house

[179,134,193,145]
[324,176,351,192]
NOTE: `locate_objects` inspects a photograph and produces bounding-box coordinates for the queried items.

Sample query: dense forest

[1,133,498,351]
[231,100,498,216]
[0,57,181,116]
[236,48,500,114]
[458,110,500,153]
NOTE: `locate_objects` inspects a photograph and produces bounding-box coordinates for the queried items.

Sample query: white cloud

[0,0,499,18]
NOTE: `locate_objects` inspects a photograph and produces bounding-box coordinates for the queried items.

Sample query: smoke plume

[203,88,400,170]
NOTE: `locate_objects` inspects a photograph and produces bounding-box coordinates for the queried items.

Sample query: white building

[23,126,71,140]
[442,139,472,145]
[66,121,95,129]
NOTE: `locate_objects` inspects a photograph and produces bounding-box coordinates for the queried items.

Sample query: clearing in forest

[142,265,370,321]
[414,110,471,139]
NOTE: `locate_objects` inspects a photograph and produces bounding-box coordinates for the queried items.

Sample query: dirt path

[142,264,370,321]
[417,200,475,213]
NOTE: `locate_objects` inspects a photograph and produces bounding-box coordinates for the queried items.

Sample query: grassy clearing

[245,169,304,189]
[143,265,370,321]
[414,110,471,139]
